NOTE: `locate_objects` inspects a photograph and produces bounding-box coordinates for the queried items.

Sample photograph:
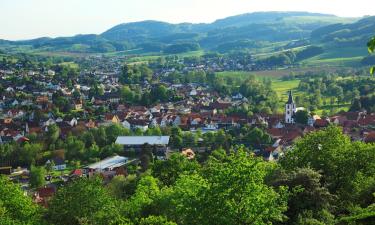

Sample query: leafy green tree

[294,110,310,125]
[45,160,55,174]
[105,124,129,144]
[368,37,375,74]
[120,86,134,103]
[139,216,177,225]
[340,201,375,225]
[30,166,46,188]
[246,127,272,148]
[46,124,60,146]
[0,176,42,224]
[196,149,288,225]
[280,126,375,208]
[151,85,169,103]
[152,153,200,186]
[269,168,335,224]
[19,143,43,166]
[65,136,85,161]
[123,175,161,221]
[107,174,138,199]
[47,177,128,225]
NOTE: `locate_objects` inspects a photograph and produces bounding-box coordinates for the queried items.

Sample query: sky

[0,0,373,40]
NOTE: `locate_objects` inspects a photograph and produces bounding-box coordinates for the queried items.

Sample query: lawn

[300,46,368,67]
[271,79,301,101]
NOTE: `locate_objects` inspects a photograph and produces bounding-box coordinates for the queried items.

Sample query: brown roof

[364,132,375,143]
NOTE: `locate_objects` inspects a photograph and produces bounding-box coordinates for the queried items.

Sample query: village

[1,54,375,208]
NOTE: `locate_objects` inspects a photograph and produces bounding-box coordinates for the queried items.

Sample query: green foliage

[269,168,335,224]
[47,176,128,225]
[294,110,310,125]
[280,126,375,208]
[245,127,272,148]
[0,176,42,224]
[200,149,288,224]
[368,36,375,75]
[30,166,46,188]
[139,216,177,225]
[107,175,138,199]
[152,153,200,186]
[163,43,200,54]
[296,46,324,61]
[122,175,161,220]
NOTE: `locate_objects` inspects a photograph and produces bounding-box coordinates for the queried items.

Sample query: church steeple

[286,90,294,104]
[285,90,296,124]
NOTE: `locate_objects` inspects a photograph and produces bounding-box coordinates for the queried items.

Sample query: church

[285,90,296,124]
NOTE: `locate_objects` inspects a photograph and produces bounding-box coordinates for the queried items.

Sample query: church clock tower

[285,90,296,124]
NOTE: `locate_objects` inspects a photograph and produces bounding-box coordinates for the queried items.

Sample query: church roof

[286,90,294,104]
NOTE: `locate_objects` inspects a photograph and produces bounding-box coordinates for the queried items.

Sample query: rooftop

[116,136,170,145]
[86,155,128,170]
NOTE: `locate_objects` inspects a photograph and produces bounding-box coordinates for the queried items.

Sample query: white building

[285,91,296,124]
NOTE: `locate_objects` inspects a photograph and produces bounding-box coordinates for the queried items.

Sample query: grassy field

[301,46,367,67]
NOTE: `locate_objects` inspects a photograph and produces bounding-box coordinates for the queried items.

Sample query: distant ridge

[0,11,364,54]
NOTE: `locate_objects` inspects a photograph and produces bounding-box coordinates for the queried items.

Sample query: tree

[368,36,375,74]
[269,168,335,224]
[294,110,309,125]
[46,124,60,146]
[47,177,129,225]
[45,160,55,174]
[123,175,161,221]
[280,125,375,208]
[196,149,288,225]
[152,153,200,186]
[151,85,169,103]
[139,216,177,225]
[120,86,134,103]
[19,143,43,166]
[30,166,46,189]
[65,136,85,161]
[246,127,272,148]
[0,176,42,224]
[107,174,138,199]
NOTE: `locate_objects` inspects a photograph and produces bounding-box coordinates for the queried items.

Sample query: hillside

[0,11,361,55]
[312,16,375,47]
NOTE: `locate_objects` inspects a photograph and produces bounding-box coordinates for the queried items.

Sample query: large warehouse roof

[115,136,170,145]
[87,155,128,170]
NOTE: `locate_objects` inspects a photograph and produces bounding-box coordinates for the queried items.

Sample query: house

[45,157,66,171]
[47,70,55,76]
[34,186,56,207]
[181,148,195,160]
[74,99,83,110]
[104,114,121,124]
[364,132,375,143]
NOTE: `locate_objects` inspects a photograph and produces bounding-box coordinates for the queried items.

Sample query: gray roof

[286,90,294,104]
[87,155,128,170]
[116,136,170,145]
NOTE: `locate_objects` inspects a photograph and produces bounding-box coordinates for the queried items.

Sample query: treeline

[257,46,324,68]
[296,75,375,112]
[2,126,375,224]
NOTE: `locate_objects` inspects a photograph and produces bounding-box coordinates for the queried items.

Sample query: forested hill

[0,11,365,54]
[312,16,375,47]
